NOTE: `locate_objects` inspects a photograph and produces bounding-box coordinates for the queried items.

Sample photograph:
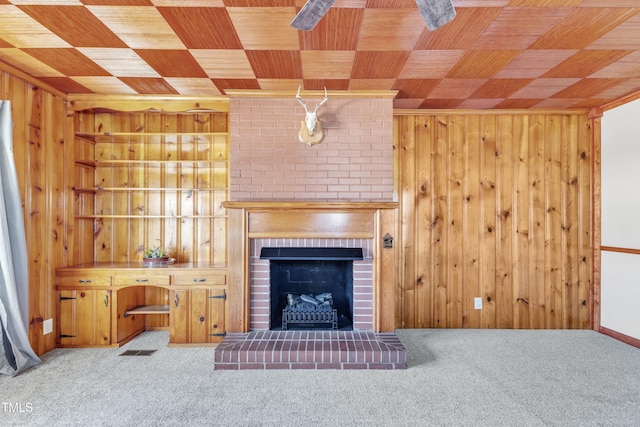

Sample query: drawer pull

[135,278,149,283]
[104,292,109,308]
[78,279,92,283]
[174,293,180,307]
[193,278,207,283]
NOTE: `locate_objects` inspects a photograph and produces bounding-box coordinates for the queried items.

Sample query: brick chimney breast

[229,96,394,202]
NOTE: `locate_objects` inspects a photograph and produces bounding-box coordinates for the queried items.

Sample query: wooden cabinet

[59,289,112,347]
[170,271,227,343]
[169,288,226,344]
[58,108,230,348]
[56,264,227,347]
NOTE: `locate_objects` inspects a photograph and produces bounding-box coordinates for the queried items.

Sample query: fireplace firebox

[260,248,363,331]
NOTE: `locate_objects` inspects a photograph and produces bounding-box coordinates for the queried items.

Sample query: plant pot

[142,256,172,266]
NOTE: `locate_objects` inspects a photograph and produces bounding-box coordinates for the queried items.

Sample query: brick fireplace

[250,238,373,331]
[215,91,403,369]
[224,202,396,333]
[216,204,405,369]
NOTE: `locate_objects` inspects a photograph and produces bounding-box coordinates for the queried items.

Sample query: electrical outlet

[474,297,483,310]
[43,318,53,335]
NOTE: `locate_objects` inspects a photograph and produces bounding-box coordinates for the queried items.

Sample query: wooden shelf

[77,131,227,136]
[70,110,229,273]
[123,304,169,318]
[75,160,96,168]
[75,131,227,142]
[224,201,399,210]
[75,214,227,220]
[73,187,226,193]
[96,160,227,165]
[76,160,226,167]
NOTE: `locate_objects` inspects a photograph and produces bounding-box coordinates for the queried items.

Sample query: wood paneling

[299,7,363,51]
[249,211,374,238]
[1,70,66,355]
[0,61,602,358]
[19,5,127,48]
[4,3,640,109]
[395,112,592,329]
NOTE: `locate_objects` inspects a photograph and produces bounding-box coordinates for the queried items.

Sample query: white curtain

[0,100,41,376]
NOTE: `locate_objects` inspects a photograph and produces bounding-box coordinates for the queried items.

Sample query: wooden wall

[1,69,67,354]
[395,112,593,329]
[2,61,598,357]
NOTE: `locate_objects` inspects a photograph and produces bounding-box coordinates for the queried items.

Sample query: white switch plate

[43,318,53,335]
[474,297,483,310]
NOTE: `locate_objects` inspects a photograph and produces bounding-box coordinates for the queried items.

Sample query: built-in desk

[56,262,227,347]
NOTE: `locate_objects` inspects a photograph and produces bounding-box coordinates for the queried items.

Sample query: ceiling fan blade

[290,0,337,31]
[415,0,456,31]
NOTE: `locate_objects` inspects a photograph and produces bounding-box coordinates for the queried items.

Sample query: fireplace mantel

[225,201,398,333]
[224,201,397,210]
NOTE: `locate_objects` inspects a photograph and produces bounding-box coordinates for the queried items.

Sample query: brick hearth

[213,330,406,370]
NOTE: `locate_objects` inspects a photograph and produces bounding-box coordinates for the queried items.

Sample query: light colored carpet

[1,329,639,426]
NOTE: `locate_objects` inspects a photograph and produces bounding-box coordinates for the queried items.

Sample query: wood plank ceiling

[0,0,639,109]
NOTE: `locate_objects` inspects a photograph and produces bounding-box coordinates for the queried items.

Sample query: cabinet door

[190,289,226,343]
[169,289,226,344]
[169,290,189,344]
[207,289,226,343]
[59,289,111,346]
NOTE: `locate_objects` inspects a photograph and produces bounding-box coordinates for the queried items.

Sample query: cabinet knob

[199,316,205,323]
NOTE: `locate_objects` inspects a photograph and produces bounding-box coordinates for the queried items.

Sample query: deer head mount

[296,86,328,146]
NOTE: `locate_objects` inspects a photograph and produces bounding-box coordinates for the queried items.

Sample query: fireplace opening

[261,248,363,331]
[269,260,353,330]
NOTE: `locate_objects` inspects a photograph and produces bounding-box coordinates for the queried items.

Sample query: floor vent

[119,350,157,356]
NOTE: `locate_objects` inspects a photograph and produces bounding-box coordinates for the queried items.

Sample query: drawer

[113,274,170,287]
[58,276,111,287]
[172,272,226,286]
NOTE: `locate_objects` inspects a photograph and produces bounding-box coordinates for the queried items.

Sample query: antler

[295,86,308,113]
[296,86,328,113]
[313,87,328,113]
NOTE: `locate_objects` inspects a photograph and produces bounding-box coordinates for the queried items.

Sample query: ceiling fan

[291,0,456,31]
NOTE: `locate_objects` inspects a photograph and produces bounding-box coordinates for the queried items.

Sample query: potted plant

[143,240,171,265]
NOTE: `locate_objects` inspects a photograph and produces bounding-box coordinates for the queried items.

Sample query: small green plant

[144,240,168,259]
